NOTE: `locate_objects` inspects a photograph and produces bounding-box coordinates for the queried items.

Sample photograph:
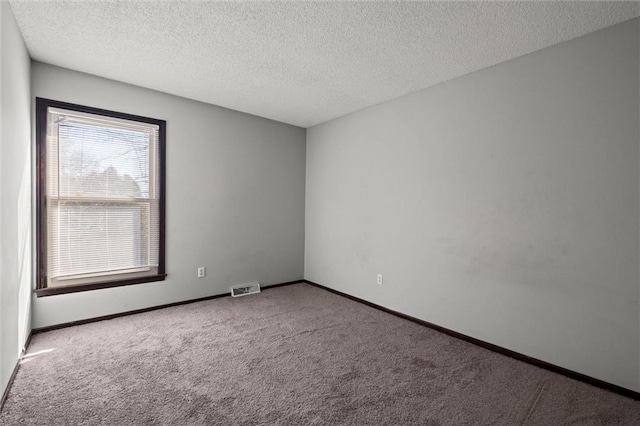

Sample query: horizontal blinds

[46,107,160,284]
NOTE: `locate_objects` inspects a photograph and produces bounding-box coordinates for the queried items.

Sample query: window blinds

[46,107,160,286]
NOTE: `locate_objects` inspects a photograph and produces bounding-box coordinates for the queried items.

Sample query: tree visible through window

[36,98,166,296]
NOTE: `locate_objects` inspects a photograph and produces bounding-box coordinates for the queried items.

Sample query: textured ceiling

[9,1,640,128]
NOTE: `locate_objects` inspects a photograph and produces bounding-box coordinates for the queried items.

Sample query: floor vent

[231,282,261,297]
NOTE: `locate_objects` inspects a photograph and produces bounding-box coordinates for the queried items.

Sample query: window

[36,98,166,296]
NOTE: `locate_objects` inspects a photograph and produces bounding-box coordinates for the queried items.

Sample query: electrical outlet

[197,267,206,278]
[377,274,383,285]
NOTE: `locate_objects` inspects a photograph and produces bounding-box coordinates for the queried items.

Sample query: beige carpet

[1,283,639,425]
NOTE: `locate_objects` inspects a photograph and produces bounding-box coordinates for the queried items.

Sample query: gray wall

[32,63,306,328]
[305,19,640,391]
[0,2,32,398]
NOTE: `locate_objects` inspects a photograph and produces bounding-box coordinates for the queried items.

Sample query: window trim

[35,97,167,297]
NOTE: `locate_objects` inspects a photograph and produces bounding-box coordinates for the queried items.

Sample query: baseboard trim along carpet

[32,280,304,334]
[0,331,34,413]
[303,279,640,401]
[9,277,638,415]
[0,361,20,414]
[4,280,302,412]
[6,282,639,423]
[5,280,304,412]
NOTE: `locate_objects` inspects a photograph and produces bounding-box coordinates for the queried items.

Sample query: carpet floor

[1,283,639,425]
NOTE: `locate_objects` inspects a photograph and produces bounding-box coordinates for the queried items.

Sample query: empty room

[1,0,640,424]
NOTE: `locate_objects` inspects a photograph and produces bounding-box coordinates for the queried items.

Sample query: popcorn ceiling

[9,1,639,127]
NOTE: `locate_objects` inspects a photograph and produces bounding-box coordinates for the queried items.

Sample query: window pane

[58,121,151,199]
[48,200,156,282]
[44,104,162,287]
